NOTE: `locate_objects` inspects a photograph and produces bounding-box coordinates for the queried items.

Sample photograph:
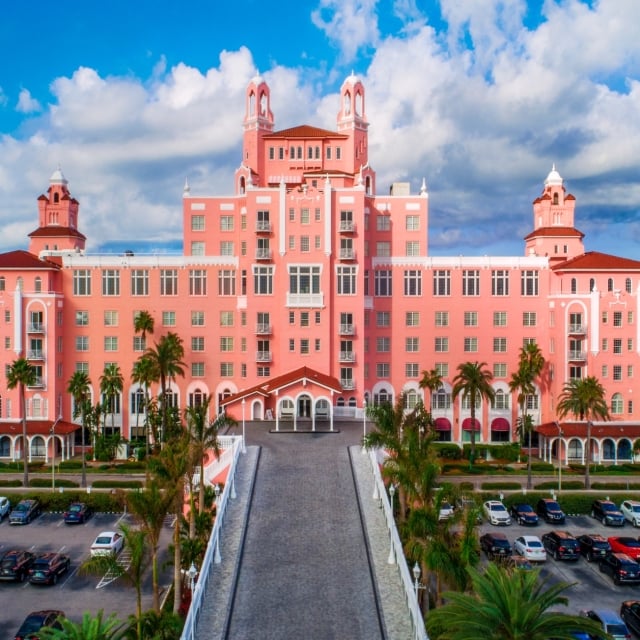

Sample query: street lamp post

[187,561,198,601]
[242,399,246,454]
[214,483,221,511]
[362,398,367,453]
[554,421,563,494]
[586,420,593,490]
[50,415,62,493]
[388,484,396,565]
[412,561,427,610]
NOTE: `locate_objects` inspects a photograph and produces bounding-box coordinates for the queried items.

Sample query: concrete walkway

[195,421,414,639]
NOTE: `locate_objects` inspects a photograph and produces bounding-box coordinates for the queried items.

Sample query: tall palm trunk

[20,384,28,487]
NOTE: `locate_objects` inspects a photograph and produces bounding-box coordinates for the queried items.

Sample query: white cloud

[16,88,41,114]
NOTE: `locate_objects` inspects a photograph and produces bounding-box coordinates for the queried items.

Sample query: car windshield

[492,504,506,511]
[95,536,112,545]
[594,541,609,548]
[622,539,640,547]
[19,617,47,633]
[607,624,629,635]
[14,503,28,512]
[631,505,640,513]
[33,559,50,569]
[69,505,82,512]
[526,540,542,548]
[520,505,534,512]
[603,503,618,511]
[547,502,561,510]
[494,539,510,547]
[1,558,15,568]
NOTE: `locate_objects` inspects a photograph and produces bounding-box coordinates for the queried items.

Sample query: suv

[536,498,566,524]
[592,499,625,526]
[582,609,632,639]
[542,530,581,561]
[14,610,65,640]
[0,549,35,582]
[599,552,640,585]
[9,498,41,525]
[577,533,611,562]
[480,532,512,559]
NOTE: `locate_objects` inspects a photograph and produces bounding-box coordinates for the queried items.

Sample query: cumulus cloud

[16,89,41,114]
[0,0,638,258]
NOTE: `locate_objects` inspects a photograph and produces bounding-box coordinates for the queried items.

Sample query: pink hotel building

[2,73,640,463]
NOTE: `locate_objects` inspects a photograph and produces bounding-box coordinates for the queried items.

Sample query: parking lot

[479,513,640,622]
[0,509,174,640]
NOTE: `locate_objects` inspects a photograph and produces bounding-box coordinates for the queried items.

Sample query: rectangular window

[406,312,420,326]
[73,270,92,296]
[301,208,310,224]
[521,270,539,296]
[602,365,608,378]
[628,365,634,378]
[288,235,295,251]
[160,269,178,296]
[374,270,392,296]
[493,363,507,378]
[435,362,448,377]
[406,337,419,352]
[104,310,118,326]
[220,241,234,256]
[102,269,120,296]
[162,311,176,326]
[613,365,622,381]
[377,337,390,352]
[435,311,449,327]
[133,336,145,352]
[376,241,391,257]
[75,311,89,326]
[189,311,204,326]
[104,336,118,351]
[218,270,236,296]
[376,215,391,231]
[191,215,205,231]
[191,337,205,351]
[464,311,478,327]
[254,266,274,294]
[376,311,390,327]
[433,270,450,296]
[435,337,449,352]
[130,270,149,296]
[220,216,234,231]
[602,338,608,351]
[220,337,233,352]
[629,338,634,352]
[289,339,295,352]
[406,363,419,377]
[523,312,537,327]
[189,362,204,377]
[493,311,507,327]
[337,266,357,294]
[75,336,89,351]
[493,337,507,352]
[462,270,480,296]
[289,311,295,324]
[76,362,89,373]
[464,337,478,352]
[406,215,420,231]
[257,366,271,377]
[220,311,233,327]
[613,339,622,354]
[189,269,207,296]
[602,311,608,324]
[614,311,623,327]
[491,270,509,296]
[300,236,310,252]
[404,270,422,296]
[288,265,320,294]
[376,363,390,378]
[628,311,634,324]
[300,339,310,354]
[406,241,420,257]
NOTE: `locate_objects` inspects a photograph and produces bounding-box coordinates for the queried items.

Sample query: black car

[28,552,71,585]
[621,601,640,636]
[14,610,65,640]
[509,503,539,525]
[480,532,512,559]
[9,498,41,525]
[599,552,640,585]
[541,530,581,561]
[63,502,92,524]
[592,499,626,526]
[0,549,36,582]
[577,533,612,562]
[536,498,566,523]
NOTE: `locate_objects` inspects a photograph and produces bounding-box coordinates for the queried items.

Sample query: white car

[91,531,125,557]
[0,496,10,519]
[621,500,640,527]
[513,535,547,562]
[483,500,512,526]
[438,501,455,521]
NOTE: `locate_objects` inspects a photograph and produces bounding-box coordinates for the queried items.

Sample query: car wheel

[554,550,559,560]
[26,515,30,524]
[614,575,621,585]
[602,516,607,525]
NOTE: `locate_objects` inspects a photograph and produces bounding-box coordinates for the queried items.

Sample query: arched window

[590,278,595,292]
[315,146,320,159]
[432,389,451,410]
[189,388,205,408]
[131,389,145,414]
[462,395,481,410]
[34,277,42,293]
[404,390,419,410]
[611,393,624,415]
[308,146,313,159]
[492,390,509,410]
[297,146,302,159]
[626,278,632,294]
[53,193,60,204]
[239,177,246,195]
[374,388,392,405]
[164,390,178,409]
[553,193,559,205]
[348,397,356,407]
[249,92,256,117]
[336,397,345,407]
[570,278,577,294]
[568,439,582,458]
[608,278,614,292]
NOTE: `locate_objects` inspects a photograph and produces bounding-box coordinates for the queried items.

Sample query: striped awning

[434,417,451,431]
[491,417,510,431]
[462,417,481,431]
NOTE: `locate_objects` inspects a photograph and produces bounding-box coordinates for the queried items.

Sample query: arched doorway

[298,394,312,418]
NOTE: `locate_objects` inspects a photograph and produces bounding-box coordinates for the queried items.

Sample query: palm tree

[38,610,128,640]
[79,524,148,638]
[131,354,158,454]
[419,368,443,413]
[426,563,603,640]
[144,332,185,445]
[133,309,155,345]
[557,376,610,490]
[452,361,495,467]
[7,357,36,487]
[67,371,92,488]
[127,478,173,612]
[99,363,124,439]
[509,343,545,489]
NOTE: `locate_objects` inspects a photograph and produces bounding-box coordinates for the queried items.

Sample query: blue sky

[0,0,639,257]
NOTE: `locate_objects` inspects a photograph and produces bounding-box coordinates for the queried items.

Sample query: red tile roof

[0,419,79,436]
[523,227,584,240]
[552,251,640,272]
[537,421,640,439]
[0,250,61,270]
[28,226,86,240]
[265,125,348,139]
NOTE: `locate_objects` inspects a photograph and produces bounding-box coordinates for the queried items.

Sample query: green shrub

[0,479,22,487]
[481,482,521,491]
[535,480,583,490]
[459,481,475,491]
[30,478,78,488]
[434,443,462,460]
[59,460,84,470]
[530,462,555,472]
[91,480,143,489]
[592,481,640,490]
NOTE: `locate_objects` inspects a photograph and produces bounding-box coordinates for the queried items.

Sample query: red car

[608,537,640,561]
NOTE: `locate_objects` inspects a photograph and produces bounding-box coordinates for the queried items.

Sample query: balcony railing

[340,379,356,390]
[28,323,44,333]
[339,324,355,335]
[339,248,356,260]
[286,293,324,308]
[255,248,272,260]
[568,324,586,334]
[27,350,44,360]
[256,351,272,362]
[256,220,272,232]
[568,350,586,361]
[28,377,44,388]
[339,351,356,362]
[339,220,355,232]
[255,324,272,335]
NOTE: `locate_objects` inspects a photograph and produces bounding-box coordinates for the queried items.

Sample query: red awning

[491,417,510,431]
[462,417,481,431]
[434,417,451,431]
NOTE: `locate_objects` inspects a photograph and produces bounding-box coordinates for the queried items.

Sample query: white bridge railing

[368,448,428,640]
[181,435,243,640]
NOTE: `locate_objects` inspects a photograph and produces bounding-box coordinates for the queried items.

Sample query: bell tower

[336,73,369,175]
